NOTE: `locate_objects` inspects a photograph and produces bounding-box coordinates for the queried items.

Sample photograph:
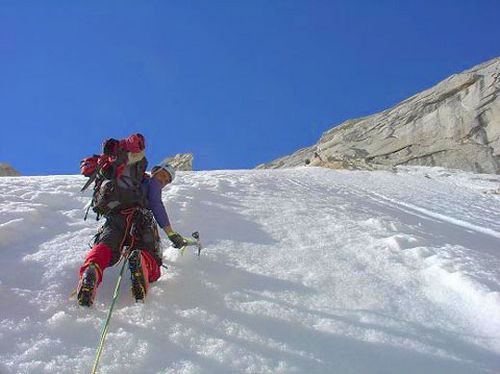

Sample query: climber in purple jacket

[147,161,187,249]
[77,156,188,307]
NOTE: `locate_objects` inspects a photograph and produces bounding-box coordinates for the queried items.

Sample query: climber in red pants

[77,134,187,306]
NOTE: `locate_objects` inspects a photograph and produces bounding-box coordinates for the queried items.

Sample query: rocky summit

[258,57,500,174]
[0,163,20,176]
[162,153,194,171]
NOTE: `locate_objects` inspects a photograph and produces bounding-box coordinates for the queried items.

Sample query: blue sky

[1,1,499,175]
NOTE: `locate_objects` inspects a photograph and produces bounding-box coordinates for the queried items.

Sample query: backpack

[80,134,148,219]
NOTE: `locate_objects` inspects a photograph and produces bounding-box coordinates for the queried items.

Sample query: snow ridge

[0,168,499,373]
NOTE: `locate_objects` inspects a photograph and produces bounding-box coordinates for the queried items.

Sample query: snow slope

[0,167,499,374]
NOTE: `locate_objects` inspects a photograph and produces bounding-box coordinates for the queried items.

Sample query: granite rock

[0,163,20,176]
[258,57,500,174]
[162,153,194,171]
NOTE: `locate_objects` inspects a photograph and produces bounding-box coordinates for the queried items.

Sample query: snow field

[0,167,499,373]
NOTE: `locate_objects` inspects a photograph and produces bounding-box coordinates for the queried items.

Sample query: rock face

[162,153,194,171]
[258,57,500,174]
[0,163,20,176]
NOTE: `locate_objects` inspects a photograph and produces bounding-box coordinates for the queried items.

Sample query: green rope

[90,231,201,373]
[91,256,128,374]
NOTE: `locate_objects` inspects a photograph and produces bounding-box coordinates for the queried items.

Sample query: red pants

[79,243,161,291]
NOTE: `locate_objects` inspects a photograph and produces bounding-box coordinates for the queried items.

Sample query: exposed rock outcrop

[258,57,500,174]
[162,153,194,171]
[0,163,20,176]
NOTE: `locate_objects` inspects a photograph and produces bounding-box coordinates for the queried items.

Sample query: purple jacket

[145,176,170,228]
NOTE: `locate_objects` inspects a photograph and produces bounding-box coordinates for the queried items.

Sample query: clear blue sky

[1,1,499,175]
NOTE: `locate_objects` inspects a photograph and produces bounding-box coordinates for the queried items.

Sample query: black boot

[128,250,147,302]
[77,263,98,307]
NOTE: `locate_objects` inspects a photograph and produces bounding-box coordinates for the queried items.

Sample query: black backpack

[81,137,149,220]
[91,155,148,218]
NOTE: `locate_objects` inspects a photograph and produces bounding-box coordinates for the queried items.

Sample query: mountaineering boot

[128,250,147,302]
[77,263,98,307]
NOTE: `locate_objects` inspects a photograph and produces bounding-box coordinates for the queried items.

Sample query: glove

[167,231,187,249]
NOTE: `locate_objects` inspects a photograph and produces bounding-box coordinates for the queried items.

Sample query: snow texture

[0,167,499,373]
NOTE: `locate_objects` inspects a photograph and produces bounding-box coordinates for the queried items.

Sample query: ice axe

[180,231,203,257]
